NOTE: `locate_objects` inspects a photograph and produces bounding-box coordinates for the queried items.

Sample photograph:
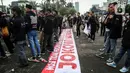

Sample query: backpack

[30,16,37,29]
[2,26,9,37]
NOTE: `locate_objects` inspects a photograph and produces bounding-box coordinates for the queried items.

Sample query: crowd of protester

[67,2,130,73]
[96,2,130,73]
[0,2,130,73]
[0,4,63,68]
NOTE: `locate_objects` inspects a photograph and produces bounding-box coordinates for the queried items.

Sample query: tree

[39,0,77,16]
[125,4,130,14]
[60,0,66,6]
[66,2,73,8]
[68,8,76,15]
[46,0,51,3]
[29,1,38,10]
[59,7,69,15]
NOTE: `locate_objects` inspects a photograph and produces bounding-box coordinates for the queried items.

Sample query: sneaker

[28,57,40,62]
[95,53,105,59]
[106,62,116,68]
[41,51,45,55]
[120,67,129,73]
[76,36,79,38]
[28,45,30,47]
[47,49,53,52]
[41,52,45,55]
[99,48,105,52]
[90,40,94,43]
[38,57,47,63]
[107,58,113,63]
[18,64,29,68]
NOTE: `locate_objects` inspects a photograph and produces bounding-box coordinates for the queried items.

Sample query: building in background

[128,0,130,4]
[107,0,118,3]
[75,2,79,12]
[11,1,29,7]
[92,4,100,9]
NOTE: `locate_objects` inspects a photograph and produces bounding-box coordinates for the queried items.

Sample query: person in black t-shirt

[76,12,82,38]
[11,6,28,67]
[41,9,55,53]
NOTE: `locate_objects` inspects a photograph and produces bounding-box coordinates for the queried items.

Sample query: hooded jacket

[109,14,122,39]
[25,11,38,32]
[44,14,55,34]
[10,16,26,42]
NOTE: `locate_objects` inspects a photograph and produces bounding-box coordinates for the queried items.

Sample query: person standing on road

[53,10,59,42]
[58,15,63,35]
[88,11,97,42]
[10,6,28,67]
[107,16,130,73]
[25,4,46,62]
[0,41,6,58]
[98,3,121,58]
[0,12,14,54]
[76,12,82,38]
[105,2,122,63]
[41,9,54,54]
[38,10,45,45]
[99,15,106,36]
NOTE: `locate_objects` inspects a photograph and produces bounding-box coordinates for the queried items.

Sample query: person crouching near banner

[106,14,130,73]
[10,6,28,67]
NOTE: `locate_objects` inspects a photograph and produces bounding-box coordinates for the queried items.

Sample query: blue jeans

[114,47,130,68]
[105,38,117,56]
[109,39,117,57]
[27,30,41,57]
[104,31,110,53]
[104,31,110,43]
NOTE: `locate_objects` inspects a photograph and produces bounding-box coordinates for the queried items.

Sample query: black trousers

[114,47,130,68]
[3,36,14,53]
[100,23,105,36]
[42,33,54,53]
[59,25,62,35]
[0,41,6,57]
[76,24,81,37]
[90,32,96,41]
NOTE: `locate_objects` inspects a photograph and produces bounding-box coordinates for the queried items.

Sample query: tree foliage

[125,4,130,15]
[66,2,73,8]
[39,0,76,16]
[29,1,38,10]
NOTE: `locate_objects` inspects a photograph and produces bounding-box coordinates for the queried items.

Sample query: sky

[2,0,107,14]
